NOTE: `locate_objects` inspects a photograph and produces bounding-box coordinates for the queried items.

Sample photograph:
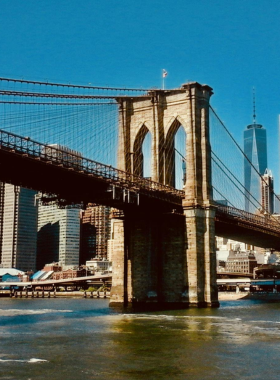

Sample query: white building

[0,184,37,272]
[85,258,112,273]
[216,237,269,270]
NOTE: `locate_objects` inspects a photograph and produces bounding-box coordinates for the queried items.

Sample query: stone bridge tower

[110,82,218,308]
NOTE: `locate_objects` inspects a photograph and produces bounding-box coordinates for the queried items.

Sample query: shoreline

[218,292,249,300]
[0,290,110,298]
[219,291,280,301]
[2,290,280,302]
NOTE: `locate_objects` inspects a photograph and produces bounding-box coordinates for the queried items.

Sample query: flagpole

[162,69,167,90]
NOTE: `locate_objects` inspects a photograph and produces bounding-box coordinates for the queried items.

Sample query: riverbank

[2,290,280,302]
[219,291,280,301]
[0,290,109,298]
[218,291,249,300]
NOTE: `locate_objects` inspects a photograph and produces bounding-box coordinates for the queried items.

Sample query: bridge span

[1,128,279,250]
[1,80,279,308]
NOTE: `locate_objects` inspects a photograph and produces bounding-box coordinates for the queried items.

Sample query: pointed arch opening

[133,125,152,178]
[165,119,187,189]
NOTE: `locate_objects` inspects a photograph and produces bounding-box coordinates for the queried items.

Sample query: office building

[225,250,258,274]
[37,144,82,270]
[244,121,267,212]
[261,169,274,214]
[80,205,111,262]
[0,183,37,272]
[274,195,280,214]
[37,202,81,270]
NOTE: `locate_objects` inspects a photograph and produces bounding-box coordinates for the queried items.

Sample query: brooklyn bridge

[0,77,279,307]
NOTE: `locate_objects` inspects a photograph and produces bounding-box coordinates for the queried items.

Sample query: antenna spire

[253,87,256,124]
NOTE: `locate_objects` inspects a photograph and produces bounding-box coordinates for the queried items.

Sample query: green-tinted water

[0,298,279,379]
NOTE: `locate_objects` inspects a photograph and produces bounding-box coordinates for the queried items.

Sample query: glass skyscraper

[37,203,81,270]
[244,123,267,213]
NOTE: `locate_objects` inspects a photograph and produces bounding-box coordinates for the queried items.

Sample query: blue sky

[1,0,280,190]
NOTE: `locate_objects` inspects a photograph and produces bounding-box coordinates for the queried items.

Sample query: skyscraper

[261,169,274,214]
[244,122,267,213]
[80,205,111,261]
[37,202,81,270]
[36,144,82,270]
[0,183,37,271]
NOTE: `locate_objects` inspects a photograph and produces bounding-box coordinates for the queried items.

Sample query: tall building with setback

[261,169,274,214]
[0,183,37,272]
[80,205,111,262]
[244,122,267,213]
[37,203,81,270]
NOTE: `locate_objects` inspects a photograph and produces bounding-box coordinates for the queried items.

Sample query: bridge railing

[216,204,280,233]
[0,129,184,203]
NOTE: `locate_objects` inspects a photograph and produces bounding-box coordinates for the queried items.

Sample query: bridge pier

[110,211,188,308]
[110,208,218,308]
[184,205,218,307]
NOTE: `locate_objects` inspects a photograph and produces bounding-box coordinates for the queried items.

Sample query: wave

[0,358,48,363]
[124,314,241,321]
[0,309,73,316]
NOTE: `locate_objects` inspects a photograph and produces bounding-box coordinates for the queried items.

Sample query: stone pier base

[110,209,219,309]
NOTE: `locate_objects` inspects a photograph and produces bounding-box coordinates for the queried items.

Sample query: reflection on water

[0,298,280,379]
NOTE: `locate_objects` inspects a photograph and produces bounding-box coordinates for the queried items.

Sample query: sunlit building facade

[0,184,37,272]
[261,169,274,214]
[37,203,81,270]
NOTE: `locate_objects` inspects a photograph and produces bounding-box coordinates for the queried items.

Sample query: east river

[1,298,280,380]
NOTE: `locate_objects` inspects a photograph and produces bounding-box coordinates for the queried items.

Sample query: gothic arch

[165,117,187,187]
[133,123,150,177]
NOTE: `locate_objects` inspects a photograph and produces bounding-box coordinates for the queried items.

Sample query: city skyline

[2,3,280,378]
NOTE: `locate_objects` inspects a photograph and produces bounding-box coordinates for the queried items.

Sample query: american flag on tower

[163,69,168,78]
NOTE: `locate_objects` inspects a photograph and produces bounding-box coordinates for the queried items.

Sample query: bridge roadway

[0,129,182,213]
[215,206,280,250]
[1,274,112,289]
[1,129,280,249]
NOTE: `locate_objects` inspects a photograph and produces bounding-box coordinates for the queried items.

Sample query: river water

[0,298,280,380]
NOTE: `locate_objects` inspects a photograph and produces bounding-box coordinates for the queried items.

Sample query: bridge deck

[1,129,280,249]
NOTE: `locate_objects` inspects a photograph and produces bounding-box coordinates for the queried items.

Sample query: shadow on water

[109,300,220,315]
